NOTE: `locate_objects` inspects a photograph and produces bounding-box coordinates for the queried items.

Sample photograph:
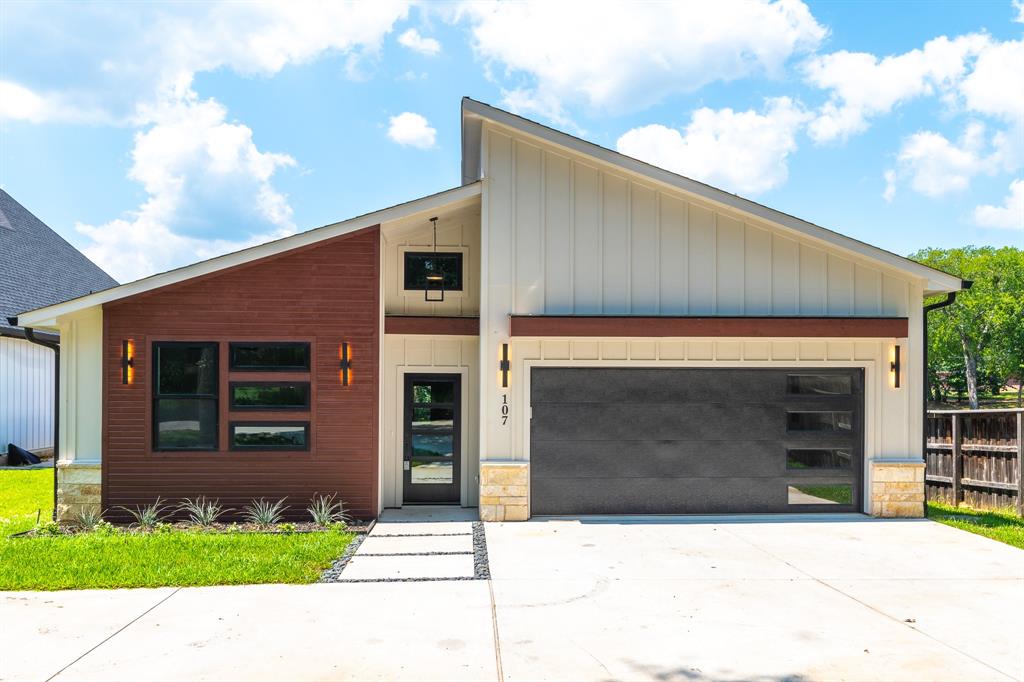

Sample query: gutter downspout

[8,316,60,522]
[921,281,972,514]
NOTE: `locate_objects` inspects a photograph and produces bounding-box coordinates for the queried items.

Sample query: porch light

[121,339,135,385]
[890,344,901,389]
[339,342,352,386]
[499,343,510,389]
[424,216,445,302]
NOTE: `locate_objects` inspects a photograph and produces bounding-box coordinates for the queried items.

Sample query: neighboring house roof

[16,182,482,328]
[0,189,117,336]
[460,97,964,296]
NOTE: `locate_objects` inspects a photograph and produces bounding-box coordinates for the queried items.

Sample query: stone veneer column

[479,461,529,521]
[869,460,925,518]
[56,461,102,522]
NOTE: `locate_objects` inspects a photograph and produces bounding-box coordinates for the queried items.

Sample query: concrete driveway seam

[719,524,1020,682]
[47,587,182,682]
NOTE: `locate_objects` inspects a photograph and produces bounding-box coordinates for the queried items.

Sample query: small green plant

[178,497,230,526]
[35,520,62,536]
[277,522,297,533]
[75,507,103,531]
[117,497,168,530]
[93,520,119,536]
[153,522,174,534]
[306,494,350,527]
[242,498,289,527]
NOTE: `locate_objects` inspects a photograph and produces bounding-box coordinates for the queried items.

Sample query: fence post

[951,413,962,507]
[1017,411,1023,518]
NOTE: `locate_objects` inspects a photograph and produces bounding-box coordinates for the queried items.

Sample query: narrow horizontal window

[786,374,853,396]
[230,422,309,451]
[153,342,218,451]
[786,411,853,432]
[787,449,852,470]
[404,252,463,291]
[230,382,310,410]
[229,342,310,371]
[788,484,852,505]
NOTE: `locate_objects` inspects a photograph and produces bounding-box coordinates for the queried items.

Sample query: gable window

[153,342,218,451]
[404,252,463,292]
[229,342,310,371]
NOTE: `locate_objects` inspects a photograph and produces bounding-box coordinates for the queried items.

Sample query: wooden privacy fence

[925,408,1023,515]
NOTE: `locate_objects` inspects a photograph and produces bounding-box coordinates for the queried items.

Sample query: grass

[0,469,354,591]
[927,501,1024,550]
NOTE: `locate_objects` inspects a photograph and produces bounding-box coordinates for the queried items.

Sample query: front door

[403,374,461,504]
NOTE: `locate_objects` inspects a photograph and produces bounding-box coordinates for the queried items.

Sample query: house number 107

[500,395,509,425]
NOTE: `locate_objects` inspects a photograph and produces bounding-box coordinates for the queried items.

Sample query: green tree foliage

[911,246,1024,408]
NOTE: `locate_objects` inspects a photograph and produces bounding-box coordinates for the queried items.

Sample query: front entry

[403,374,461,504]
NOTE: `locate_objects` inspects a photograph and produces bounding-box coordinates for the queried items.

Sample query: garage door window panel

[786,374,854,396]
[786,448,853,470]
[786,411,854,432]
[788,483,853,505]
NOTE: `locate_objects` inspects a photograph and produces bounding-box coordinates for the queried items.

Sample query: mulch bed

[16,520,373,538]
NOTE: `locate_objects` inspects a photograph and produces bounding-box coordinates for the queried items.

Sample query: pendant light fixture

[424,216,445,302]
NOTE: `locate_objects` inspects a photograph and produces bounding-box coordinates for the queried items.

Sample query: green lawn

[928,502,1024,550]
[0,469,354,591]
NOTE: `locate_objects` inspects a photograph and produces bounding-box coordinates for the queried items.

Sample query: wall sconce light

[890,344,901,388]
[339,342,352,386]
[499,343,510,389]
[121,339,135,385]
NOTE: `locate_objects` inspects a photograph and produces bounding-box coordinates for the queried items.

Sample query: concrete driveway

[2,515,1022,681]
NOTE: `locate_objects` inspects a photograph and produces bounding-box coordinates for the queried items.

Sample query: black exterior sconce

[121,339,134,384]
[500,343,510,389]
[340,342,352,386]
[890,344,901,389]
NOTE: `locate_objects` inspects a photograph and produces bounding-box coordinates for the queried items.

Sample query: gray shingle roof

[0,189,117,334]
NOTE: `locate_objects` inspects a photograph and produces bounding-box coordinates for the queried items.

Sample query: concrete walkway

[2,514,1022,681]
[339,507,480,581]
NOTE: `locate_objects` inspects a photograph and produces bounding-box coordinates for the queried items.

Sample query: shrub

[75,507,103,530]
[241,498,288,527]
[117,497,168,530]
[307,494,350,527]
[178,497,230,526]
[277,522,297,533]
[93,520,118,535]
[35,520,62,536]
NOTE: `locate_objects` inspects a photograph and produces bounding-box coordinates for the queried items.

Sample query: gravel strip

[356,551,473,557]
[473,521,491,580]
[318,533,368,582]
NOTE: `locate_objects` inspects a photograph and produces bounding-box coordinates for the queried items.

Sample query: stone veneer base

[479,461,529,521]
[870,460,925,518]
[56,461,102,523]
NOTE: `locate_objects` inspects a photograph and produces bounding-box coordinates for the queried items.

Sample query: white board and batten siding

[0,336,54,452]
[480,124,925,475]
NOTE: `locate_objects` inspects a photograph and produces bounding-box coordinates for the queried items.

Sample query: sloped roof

[0,189,117,334]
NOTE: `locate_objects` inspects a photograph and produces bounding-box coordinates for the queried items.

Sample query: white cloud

[0,80,109,124]
[804,34,1024,143]
[616,97,810,195]
[883,169,897,203]
[1014,0,1024,23]
[974,179,1024,230]
[387,112,437,149]
[398,28,441,55]
[460,0,825,118]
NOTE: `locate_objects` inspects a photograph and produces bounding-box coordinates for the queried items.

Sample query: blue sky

[1,0,1021,283]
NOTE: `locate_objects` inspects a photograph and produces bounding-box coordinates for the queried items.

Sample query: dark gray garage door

[530,368,863,515]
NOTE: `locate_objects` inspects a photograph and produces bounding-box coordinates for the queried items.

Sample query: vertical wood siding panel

[543,153,573,313]
[514,141,544,314]
[881,274,910,316]
[715,215,745,314]
[601,173,630,313]
[744,224,772,314]
[827,254,854,315]
[629,183,658,314]
[102,228,381,519]
[0,338,53,452]
[771,234,799,314]
[687,204,716,314]
[658,194,688,314]
[572,164,602,313]
[799,244,827,314]
[854,264,882,315]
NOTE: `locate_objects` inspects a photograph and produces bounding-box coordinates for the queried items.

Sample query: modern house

[14,99,964,522]
[1,189,117,461]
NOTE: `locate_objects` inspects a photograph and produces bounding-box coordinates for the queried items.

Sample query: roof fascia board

[463,99,962,293]
[18,183,481,328]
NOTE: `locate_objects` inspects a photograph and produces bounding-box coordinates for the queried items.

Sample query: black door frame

[402,373,462,505]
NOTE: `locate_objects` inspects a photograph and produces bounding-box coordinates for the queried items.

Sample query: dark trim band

[509,315,909,338]
[385,315,479,336]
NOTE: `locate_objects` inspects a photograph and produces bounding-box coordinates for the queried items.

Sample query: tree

[911,247,1024,409]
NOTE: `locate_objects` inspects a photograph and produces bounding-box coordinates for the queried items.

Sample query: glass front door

[403,374,461,504]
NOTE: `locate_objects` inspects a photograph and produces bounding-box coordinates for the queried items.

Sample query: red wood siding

[384,315,479,335]
[509,315,909,338]
[102,227,380,520]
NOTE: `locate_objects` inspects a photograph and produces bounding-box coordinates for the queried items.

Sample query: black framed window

[786,411,854,432]
[153,342,219,451]
[230,382,310,410]
[404,252,463,291]
[229,342,310,371]
[786,374,853,396]
[230,422,309,451]
[786,448,853,469]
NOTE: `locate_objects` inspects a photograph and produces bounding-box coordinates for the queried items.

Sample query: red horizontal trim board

[509,316,909,338]
[385,316,479,335]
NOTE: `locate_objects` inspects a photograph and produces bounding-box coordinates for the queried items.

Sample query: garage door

[530,368,863,515]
